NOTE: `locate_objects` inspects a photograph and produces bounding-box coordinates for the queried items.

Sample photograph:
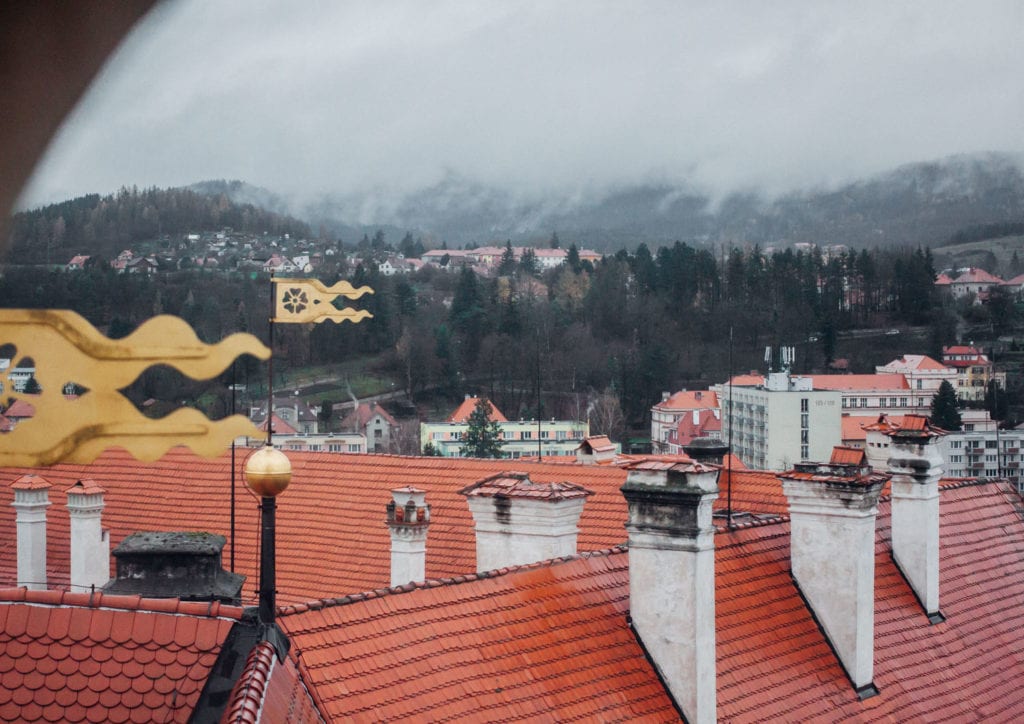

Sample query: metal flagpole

[267,275,275,447]
[230,360,237,572]
[727,325,734,530]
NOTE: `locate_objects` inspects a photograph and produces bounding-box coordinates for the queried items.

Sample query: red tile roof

[654,390,719,411]
[0,449,788,606]
[11,474,51,491]
[220,641,320,724]
[576,435,615,454]
[258,414,298,435]
[459,472,592,501]
[339,401,397,430]
[830,445,867,466]
[880,354,949,371]
[271,480,1024,722]
[276,548,679,722]
[0,588,242,723]
[841,415,869,441]
[953,267,1003,285]
[4,399,36,419]
[446,397,507,423]
[809,374,910,391]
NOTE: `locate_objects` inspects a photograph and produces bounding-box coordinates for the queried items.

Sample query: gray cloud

[19,0,1024,209]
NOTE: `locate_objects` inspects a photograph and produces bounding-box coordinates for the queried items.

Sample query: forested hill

[7,186,311,264]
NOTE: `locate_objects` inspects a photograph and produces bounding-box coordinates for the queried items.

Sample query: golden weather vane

[271,278,374,324]
[0,310,270,467]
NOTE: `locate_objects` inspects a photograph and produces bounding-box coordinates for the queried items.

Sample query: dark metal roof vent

[104,531,244,604]
[682,437,729,465]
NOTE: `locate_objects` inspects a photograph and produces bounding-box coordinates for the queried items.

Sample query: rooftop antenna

[728,326,735,529]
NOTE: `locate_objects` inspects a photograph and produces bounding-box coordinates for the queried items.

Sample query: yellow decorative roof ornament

[0,310,270,467]
[271,278,373,324]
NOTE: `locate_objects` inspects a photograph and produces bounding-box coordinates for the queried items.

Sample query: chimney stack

[683,437,730,466]
[65,480,110,592]
[780,454,888,698]
[886,416,945,622]
[11,474,51,590]
[460,472,592,572]
[104,532,244,603]
[387,487,430,586]
[621,459,719,724]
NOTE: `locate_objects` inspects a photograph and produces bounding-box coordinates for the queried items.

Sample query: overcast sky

[19,0,1024,209]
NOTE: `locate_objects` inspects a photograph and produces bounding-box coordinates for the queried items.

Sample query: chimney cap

[65,479,105,495]
[114,531,226,556]
[10,474,51,491]
[459,471,593,500]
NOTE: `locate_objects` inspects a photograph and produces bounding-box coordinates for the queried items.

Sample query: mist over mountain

[200,152,1024,251]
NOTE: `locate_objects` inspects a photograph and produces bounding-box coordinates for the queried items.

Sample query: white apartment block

[716,372,842,471]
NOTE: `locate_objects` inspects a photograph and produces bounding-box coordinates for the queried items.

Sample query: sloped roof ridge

[0,586,245,620]
[277,545,629,617]
[714,513,789,533]
[221,641,275,724]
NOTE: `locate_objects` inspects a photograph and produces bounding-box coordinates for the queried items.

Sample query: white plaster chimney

[10,474,51,590]
[621,459,719,724]
[885,416,945,622]
[386,486,430,587]
[459,472,592,572]
[781,456,888,698]
[65,479,110,592]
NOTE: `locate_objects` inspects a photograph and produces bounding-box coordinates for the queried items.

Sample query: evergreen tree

[461,398,504,458]
[566,243,582,274]
[930,380,962,431]
[498,241,517,276]
[519,247,539,276]
[549,231,560,249]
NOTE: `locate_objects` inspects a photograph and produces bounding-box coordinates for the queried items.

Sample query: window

[540,430,550,439]
[899,397,908,407]
[801,444,809,460]
[950,440,962,448]
[522,431,532,440]
[432,432,443,440]
[504,431,514,440]
[986,454,996,463]
[965,424,974,432]
[842,398,848,408]
[801,413,808,428]
[800,398,808,412]
[348,444,361,452]
[557,430,567,440]
[801,429,809,444]
[328,443,342,452]
[860,397,868,408]
[951,455,962,463]
[986,440,998,448]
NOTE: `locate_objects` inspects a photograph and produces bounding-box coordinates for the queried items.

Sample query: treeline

[7,187,312,264]
[0,242,977,437]
[945,220,1024,246]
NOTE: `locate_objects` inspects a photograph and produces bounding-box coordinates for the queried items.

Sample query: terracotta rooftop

[0,449,788,605]
[654,389,719,411]
[459,472,593,501]
[446,397,508,423]
[576,435,615,454]
[829,445,868,466]
[220,641,320,724]
[808,374,910,391]
[953,267,1003,285]
[257,413,298,435]
[276,548,679,721]
[878,354,950,371]
[339,401,397,430]
[11,474,51,491]
[270,481,1024,722]
[0,588,242,723]
[841,415,869,441]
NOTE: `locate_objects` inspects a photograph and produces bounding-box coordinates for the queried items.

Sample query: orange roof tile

[727,374,764,387]
[653,389,719,411]
[4,399,36,419]
[446,397,507,423]
[808,374,910,391]
[829,446,867,466]
[220,641,320,724]
[0,588,241,723]
[258,414,298,435]
[340,401,397,430]
[841,415,869,441]
[10,474,51,491]
[65,479,105,496]
[953,267,1003,285]
[0,449,787,605]
[459,472,593,500]
[276,548,679,722]
[576,435,615,453]
[272,481,1024,722]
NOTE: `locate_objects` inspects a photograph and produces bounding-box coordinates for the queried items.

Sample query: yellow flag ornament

[272,278,374,324]
[0,310,271,467]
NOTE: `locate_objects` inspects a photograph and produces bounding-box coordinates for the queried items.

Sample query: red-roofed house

[650,389,719,452]
[665,408,722,454]
[941,345,1006,402]
[340,401,399,452]
[875,353,957,398]
[64,255,89,271]
[948,267,1004,299]
[421,397,587,459]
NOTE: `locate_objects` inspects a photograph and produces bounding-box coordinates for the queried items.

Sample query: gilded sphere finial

[244,445,292,497]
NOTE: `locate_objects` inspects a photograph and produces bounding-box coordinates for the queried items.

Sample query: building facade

[716,372,842,470]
